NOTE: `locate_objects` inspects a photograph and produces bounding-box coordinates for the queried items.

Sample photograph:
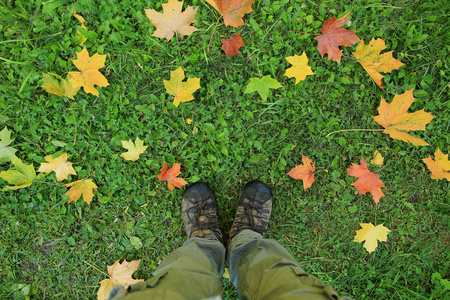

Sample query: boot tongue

[199,216,207,224]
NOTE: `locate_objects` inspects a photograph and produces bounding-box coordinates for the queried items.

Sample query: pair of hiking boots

[181,180,273,244]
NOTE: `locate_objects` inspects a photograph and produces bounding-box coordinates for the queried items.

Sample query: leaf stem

[292,31,320,35]
[84,260,110,278]
[326,128,384,137]
[374,151,399,173]
[342,54,357,61]
[86,158,105,179]
[138,100,168,118]
[207,15,223,52]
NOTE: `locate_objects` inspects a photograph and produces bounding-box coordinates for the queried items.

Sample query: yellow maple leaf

[355,223,390,253]
[119,137,148,162]
[352,38,404,89]
[37,152,77,182]
[372,89,435,146]
[0,156,36,191]
[145,0,198,41]
[42,73,80,99]
[423,148,450,181]
[73,11,88,45]
[284,52,315,84]
[370,150,384,166]
[97,259,144,300]
[63,179,98,204]
[68,47,109,96]
[164,67,200,107]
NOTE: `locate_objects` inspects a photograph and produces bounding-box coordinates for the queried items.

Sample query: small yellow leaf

[186,118,192,124]
[370,150,384,166]
[63,179,98,204]
[73,11,88,45]
[354,223,390,253]
[284,52,315,84]
[0,156,36,191]
[164,67,200,107]
[120,137,148,162]
[423,148,450,181]
[42,73,81,99]
[38,152,77,182]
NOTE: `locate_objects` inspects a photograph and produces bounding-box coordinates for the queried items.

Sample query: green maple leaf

[0,127,17,164]
[244,75,283,101]
[0,156,36,191]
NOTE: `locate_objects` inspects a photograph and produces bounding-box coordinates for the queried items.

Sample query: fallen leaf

[41,73,81,99]
[38,152,77,182]
[370,150,384,166]
[97,259,144,300]
[221,33,245,57]
[314,12,360,63]
[0,127,17,164]
[64,179,98,204]
[145,0,198,41]
[156,161,188,191]
[120,137,148,162]
[372,89,435,146]
[206,0,254,27]
[244,75,283,101]
[164,66,200,107]
[347,157,385,204]
[423,148,450,181]
[354,223,390,253]
[0,156,36,191]
[352,38,404,88]
[287,154,315,190]
[73,11,88,45]
[68,47,109,96]
[284,52,315,84]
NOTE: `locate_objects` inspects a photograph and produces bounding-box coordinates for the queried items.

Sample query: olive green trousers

[108,230,351,300]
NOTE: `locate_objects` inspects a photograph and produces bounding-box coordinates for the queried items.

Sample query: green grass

[1,0,449,299]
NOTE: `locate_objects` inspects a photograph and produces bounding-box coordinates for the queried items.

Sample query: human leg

[227,181,351,300]
[108,182,225,300]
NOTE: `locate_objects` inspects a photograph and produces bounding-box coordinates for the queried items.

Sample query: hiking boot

[182,182,223,243]
[229,180,273,241]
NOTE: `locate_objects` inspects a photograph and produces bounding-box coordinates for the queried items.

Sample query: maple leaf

[206,0,254,28]
[42,73,80,99]
[352,38,404,89]
[347,157,385,204]
[244,75,283,101]
[372,89,435,146]
[284,52,315,84]
[423,148,450,181]
[287,155,315,190]
[97,259,144,300]
[354,223,390,253]
[0,126,17,164]
[0,156,36,191]
[119,137,148,162]
[73,11,88,45]
[37,152,77,182]
[221,33,245,57]
[314,12,360,63]
[145,0,198,41]
[68,47,109,96]
[164,67,200,107]
[370,150,384,166]
[63,179,98,204]
[156,161,188,191]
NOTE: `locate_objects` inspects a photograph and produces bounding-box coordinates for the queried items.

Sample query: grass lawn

[1,0,449,299]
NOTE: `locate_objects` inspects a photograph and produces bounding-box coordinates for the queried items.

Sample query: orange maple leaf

[156,161,188,191]
[68,47,109,96]
[206,0,254,28]
[352,38,404,88]
[347,158,385,204]
[372,89,435,146]
[145,0,198,41]
[63,179,98,204]
[314,12,360,63]
[97,259,144,300]
[287,155,315,190]
[423,148,450,181]
[221,33,245,57]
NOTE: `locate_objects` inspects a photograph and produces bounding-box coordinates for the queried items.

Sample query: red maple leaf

[287,155,315,190]
[156,161,188,191]
[221,33,245,57]
[347,158,385,204]
[314,12,360,63]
